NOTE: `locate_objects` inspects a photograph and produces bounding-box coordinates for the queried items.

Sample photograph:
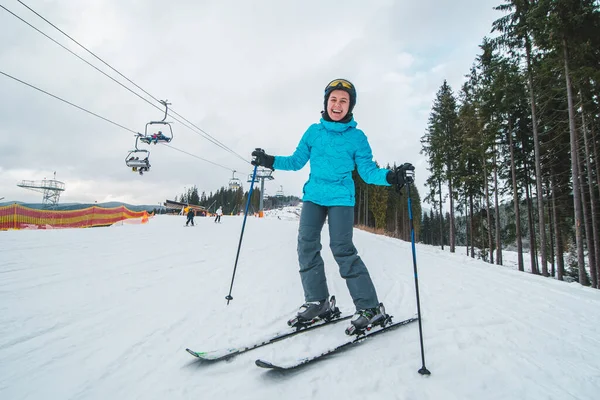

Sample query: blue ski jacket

[273,118,390,207]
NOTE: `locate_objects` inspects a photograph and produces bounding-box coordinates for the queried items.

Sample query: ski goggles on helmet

[325,79,354,92]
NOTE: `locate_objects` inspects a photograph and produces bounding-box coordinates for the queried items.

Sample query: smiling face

[326,90,351,121]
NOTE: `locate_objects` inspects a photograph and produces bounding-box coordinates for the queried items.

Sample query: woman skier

[251,78,413,334]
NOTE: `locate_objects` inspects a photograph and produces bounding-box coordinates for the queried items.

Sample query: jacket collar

[319,117,357,132]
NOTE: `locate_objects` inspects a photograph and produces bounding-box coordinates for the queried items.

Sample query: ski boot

[345,303,392,336]
[287,295,342,330]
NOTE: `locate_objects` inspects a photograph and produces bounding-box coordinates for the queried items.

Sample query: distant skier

[214,206,223,223]
[186,208,195,226]
[251,78,414,334]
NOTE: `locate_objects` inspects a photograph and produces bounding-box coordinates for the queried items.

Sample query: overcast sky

[0,0,502,206]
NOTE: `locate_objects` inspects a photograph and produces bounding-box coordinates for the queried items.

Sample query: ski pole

[225,164,258,305]
[404,168,431,376]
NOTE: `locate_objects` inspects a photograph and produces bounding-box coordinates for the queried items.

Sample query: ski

[255,315,418,370]
[185,314,352,361]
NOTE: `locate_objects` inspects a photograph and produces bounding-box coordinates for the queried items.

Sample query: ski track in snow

[1,211,599,400]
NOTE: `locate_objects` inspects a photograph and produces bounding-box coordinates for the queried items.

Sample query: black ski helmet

[323,78,357,116]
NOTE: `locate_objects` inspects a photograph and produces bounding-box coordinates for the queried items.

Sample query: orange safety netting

[0,204,151,230]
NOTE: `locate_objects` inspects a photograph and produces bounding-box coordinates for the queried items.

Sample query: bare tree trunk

[592,122,600,287]
[483,153,494,264]
[357,187,362,225]
[465,198,470,257]
[438,180,444,250]
[524,154,539,274]
[578,150,596,287]
[430,212,434,244]
[581,100,598,288]
[480,197,486,260]
[448,179,456,253]
[547,180,556,277]
[493,144,502,265]
[404,203,410,240]
[563,39,587,285]
[508,126,524,271]
[469,194,475,258]
[521,149,540,275]
[593,122,600,211]
[365,185,369,226]
[525,37,548,276]
[551,173,565,281]
[394,201,399,238]
[448,181,456,253]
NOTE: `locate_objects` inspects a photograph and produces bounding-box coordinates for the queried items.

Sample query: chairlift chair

[125,136,151,175]
[276,185,285,198]
[140,100,173,144]
[229,170,242,191]
[125,149,151,175]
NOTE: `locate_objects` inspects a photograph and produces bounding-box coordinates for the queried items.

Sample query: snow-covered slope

[1,210,598,400]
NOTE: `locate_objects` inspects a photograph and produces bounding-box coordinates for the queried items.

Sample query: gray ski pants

[297,201,379,311]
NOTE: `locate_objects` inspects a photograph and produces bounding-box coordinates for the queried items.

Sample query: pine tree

[421,80,460,252]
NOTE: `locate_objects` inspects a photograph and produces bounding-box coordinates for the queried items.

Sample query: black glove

[386,163,415,188]
[251,148,275,170]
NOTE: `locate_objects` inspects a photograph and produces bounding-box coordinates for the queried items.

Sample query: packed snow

[1,207,599,400]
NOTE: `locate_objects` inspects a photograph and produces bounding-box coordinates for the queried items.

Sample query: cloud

[0,0,501,205]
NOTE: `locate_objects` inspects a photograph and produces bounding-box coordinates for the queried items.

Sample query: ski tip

[185,348,204,358]
[185,348,198,357]
[255,359,277,369]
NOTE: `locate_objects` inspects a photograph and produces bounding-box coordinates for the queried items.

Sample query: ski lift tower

[248,168,274,216]
[17,172,66,209]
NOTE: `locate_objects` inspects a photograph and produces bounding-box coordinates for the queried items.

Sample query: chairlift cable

[0,70,137,134]
[13,0,250,164]
[5,2,235,159]
[0,4,164,117]
[166,109,248,163]
[0,69,231,172]
[161,144,231,171]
